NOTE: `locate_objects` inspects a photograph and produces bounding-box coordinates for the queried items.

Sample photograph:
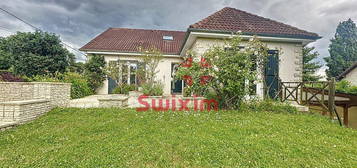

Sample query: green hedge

[62,73,94,99]
[31,72,93,99]
[336,80,357,95]
[306,80,357,95]
[112,84,136,94]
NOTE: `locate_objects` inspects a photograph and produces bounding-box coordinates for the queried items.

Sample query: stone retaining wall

[0,99,50,124]
[0,82,71,108]
[0,82,71,129]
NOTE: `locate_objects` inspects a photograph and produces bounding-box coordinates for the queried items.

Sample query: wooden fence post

[343,104,349,127]
[300,82,303,104]
[328,78,336,117]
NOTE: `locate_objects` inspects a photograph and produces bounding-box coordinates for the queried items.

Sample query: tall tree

[0,31,75,76]
[325,18,357,77]
[302,46,322,81]
[0,37,12,70]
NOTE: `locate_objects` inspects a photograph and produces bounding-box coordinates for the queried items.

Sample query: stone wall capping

[0,82,71,85]
[97,97,129,101]
[0,99,49,105]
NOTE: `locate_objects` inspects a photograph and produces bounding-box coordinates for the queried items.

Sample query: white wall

[96,55,183,95]
[94,37,303,97]
[189,37,303,98]
[343,68,357,86]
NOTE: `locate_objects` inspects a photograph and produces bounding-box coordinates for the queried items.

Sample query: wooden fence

[275,78,350,126]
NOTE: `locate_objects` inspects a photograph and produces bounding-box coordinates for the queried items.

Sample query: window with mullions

[129,63,137,85]
[136,62,146,86]
[108,60,139,86]
[122,63,128,84]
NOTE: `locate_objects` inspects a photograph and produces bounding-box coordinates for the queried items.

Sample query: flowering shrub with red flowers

[175,35,269,109]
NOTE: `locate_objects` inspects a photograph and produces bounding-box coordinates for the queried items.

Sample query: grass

[0,103,356,167]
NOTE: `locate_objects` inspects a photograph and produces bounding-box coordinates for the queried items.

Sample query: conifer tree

[325,19,357,77]
[302,46,322,81]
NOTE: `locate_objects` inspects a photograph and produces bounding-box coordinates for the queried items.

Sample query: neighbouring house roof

[337,62,357,80]
[189,7,320,40]
[80,28,186,55]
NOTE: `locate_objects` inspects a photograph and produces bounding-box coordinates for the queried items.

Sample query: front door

[265,50,279,99]
[171,63,183,94]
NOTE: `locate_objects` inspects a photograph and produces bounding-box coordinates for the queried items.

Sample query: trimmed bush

[61,72,93,99]
[112,84,136,94]
[31,74,61,82]
[142,83,164,96]
[347,86,357,95]
[336,80,357,95]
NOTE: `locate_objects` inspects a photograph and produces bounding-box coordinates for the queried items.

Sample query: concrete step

[287,101,309,112]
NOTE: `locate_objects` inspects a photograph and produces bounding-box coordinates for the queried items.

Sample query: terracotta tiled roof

[80,28,186,55]
[189,7,320,39]
[82,7,320,54]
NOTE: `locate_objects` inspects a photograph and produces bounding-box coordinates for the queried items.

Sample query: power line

[0,26,16,34]
[0,7,86,57]
[0,8,39,31]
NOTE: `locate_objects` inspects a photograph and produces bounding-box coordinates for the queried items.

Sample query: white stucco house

[80,7,320,98]
[337,62,357,86]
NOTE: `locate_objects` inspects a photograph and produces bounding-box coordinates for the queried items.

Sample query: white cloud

[317,66,328,81]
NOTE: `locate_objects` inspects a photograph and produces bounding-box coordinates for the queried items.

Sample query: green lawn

[0,104,356,167]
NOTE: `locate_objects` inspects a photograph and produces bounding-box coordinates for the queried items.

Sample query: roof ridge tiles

[189,7,320,39]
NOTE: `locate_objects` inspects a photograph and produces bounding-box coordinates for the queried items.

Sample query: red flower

[183,75,193,86]
[200,75,212,85]
[200,57,211,68]
[181,57,193,67]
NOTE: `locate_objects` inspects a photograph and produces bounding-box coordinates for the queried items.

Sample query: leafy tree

[105,60,122,86]
[137,47,163,85]
[0,50,12,70]
[0,37,12,70]
[176,36,268,109]
[137,47,164,96]
[325,18,357,77]
[84,54,106,92]
[0,31,75,76]
[68,62,85,74]
[302,46,322,81]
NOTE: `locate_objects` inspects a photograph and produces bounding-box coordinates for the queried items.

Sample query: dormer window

[163,35,173,40]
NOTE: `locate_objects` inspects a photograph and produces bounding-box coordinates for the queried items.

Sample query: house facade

[80,7,320,98]
[337,62,357,85]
